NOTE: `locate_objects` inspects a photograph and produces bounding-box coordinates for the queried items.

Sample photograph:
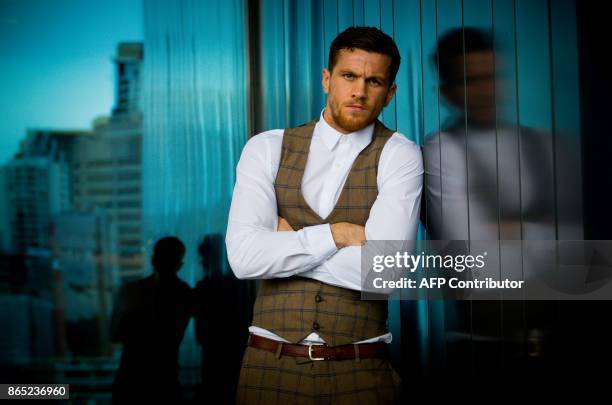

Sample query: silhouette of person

[192,234,254,404]
[110,236,192,404]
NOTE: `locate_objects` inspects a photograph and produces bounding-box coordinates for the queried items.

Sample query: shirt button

[315,294,322,303]
[312,322,320,330]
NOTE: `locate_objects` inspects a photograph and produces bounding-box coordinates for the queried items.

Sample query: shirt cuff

[298,223,337,262]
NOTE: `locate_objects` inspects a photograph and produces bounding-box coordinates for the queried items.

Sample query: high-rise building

[0,128,93,373]
[72,120,143,279]
[4,157,70,255]
[2,129,91,253]
[72,42,144,280]
[15,129,85,162]
[0,130,90,353]
[3,129,91,253]
[113,42,142,116]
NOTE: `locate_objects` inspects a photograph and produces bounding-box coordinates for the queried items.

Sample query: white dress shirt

[226,111,423,345]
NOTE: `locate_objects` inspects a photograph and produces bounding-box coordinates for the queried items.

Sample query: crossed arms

[225,130,423,291]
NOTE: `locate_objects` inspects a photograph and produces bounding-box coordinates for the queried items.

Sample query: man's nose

[351,79,367,99]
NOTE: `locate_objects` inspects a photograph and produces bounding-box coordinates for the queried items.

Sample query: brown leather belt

[247,334,388,361]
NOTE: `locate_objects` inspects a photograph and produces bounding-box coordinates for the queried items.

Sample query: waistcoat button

[315,294,322,303]
[312,322,320,330]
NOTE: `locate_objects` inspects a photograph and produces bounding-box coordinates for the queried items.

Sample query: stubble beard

[329,100,377,133]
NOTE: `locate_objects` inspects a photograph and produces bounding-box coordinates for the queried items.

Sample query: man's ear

[322,68,330,94]
[384,83,397,107]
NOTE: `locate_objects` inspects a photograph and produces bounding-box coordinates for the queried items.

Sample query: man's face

[322,48,397,133]
[441,50,497,126]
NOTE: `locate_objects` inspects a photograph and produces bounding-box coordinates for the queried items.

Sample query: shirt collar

[314,109,375,151]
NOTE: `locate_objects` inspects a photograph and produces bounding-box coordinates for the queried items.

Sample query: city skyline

[0,0,143,164]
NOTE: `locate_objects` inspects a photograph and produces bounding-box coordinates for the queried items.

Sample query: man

[111,236,192,404]
[226,27,422,404]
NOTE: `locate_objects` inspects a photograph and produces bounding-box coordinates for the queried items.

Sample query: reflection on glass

[424,27,582,241]
[421,26,583,380]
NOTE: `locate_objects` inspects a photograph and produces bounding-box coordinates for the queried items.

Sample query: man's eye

[368,79,381,86]
[343,73,355,80]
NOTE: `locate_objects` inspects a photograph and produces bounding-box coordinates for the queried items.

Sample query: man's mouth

[346,104,366,111]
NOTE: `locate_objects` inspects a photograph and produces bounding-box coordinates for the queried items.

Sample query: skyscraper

[113,42,142,116]
[0,129,88,370]
[3,129,85,256]
[73,42,144,280]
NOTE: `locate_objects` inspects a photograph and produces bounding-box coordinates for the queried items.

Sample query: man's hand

[330,222,365,248]
[277,216,294,231]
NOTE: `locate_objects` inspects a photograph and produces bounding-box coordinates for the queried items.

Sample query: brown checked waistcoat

[251,119,395,346]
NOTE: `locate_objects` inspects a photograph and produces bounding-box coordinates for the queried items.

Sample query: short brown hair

[328,26,401,86]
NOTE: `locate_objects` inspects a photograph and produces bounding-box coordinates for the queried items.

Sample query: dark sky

[0,0,143,163]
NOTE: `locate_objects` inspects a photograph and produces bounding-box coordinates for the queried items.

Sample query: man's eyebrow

[338,69,358,75]
[365,74,387,83]
[337,69,387,82]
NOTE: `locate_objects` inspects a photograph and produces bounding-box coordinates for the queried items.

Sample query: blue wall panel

[142,0,249,374]
[142,0,582,380]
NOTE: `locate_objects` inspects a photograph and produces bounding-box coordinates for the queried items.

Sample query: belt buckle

[308,343,326,361]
